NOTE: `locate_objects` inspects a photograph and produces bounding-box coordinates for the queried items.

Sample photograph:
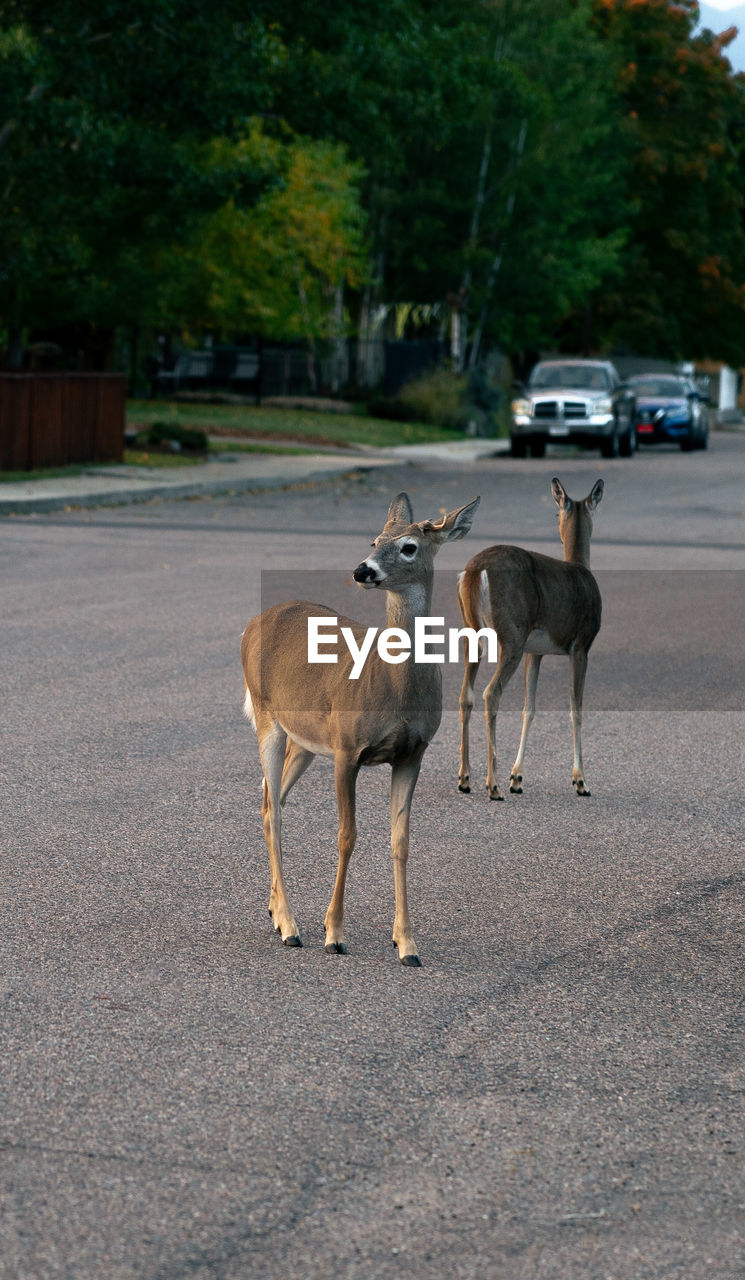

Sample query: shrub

[365,395,422,423]
[367,368,468,430]
[137,421,209,452]
[398,368,469,430]
[366,365,508,435]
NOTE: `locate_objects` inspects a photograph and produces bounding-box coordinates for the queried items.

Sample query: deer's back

[460,546,601,652]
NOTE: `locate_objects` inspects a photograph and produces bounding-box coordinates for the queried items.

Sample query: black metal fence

[149,338,447,401]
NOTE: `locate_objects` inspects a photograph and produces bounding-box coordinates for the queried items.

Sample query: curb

[0,459,394,517]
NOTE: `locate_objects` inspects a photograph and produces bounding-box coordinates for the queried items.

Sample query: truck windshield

[529,365,612,392]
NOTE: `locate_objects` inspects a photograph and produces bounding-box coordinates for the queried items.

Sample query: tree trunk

[456,26,509,372]
[467,118,528,371]
[330,285,347,394]
[295,272,318,393]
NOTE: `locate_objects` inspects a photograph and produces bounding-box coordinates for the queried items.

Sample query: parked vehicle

[510,359,636,458]
[625,373,709,451]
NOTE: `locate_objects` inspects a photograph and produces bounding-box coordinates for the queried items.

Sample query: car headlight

[511,398,532,416]
[593,397,613,415]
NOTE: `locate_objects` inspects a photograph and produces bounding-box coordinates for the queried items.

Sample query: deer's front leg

[258,720,301,946]
[390,752,424,966]
[569,647,591,796]
[324,755,359,954]
[510,653,542,794]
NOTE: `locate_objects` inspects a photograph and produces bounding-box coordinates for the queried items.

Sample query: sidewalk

[0,439,506,516]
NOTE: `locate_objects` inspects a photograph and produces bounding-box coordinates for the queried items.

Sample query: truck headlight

[511,398,531,417]
[593,397,613,415]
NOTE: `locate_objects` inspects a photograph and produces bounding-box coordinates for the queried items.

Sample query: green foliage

[159,124,367,339]
[3,0,745,368]
[590,0,745,362]
[0,4,364,351]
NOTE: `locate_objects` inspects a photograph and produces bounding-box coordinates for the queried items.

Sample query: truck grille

[533,400,588,420]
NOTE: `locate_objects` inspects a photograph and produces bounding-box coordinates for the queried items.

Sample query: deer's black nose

[353,562,379,583]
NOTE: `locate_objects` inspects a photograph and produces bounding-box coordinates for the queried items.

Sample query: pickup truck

[510,359,636,458]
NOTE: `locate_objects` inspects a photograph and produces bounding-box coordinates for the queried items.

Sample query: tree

[255,0,629,362]
[0,1,281,362]
[158,124,367,341]
[590,0,745,362]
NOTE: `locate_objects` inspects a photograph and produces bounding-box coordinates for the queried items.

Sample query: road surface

[2,436,744,1278]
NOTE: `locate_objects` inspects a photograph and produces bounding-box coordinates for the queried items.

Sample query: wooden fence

[0,373,126,470]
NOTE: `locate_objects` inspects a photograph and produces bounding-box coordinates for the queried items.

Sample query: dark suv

[511,359,636,458]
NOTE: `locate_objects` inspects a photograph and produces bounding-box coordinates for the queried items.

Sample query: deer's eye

[400,541,418,559]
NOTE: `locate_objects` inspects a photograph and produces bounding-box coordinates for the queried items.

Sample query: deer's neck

[561,517,591,568]
[385,580,432,635]
[384,576,441,724]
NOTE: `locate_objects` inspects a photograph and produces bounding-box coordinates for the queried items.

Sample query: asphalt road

[2,435,745,1279]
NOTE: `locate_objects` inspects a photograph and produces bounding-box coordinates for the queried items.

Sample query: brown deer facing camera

[457,477,603,801]
[242,491,479,966]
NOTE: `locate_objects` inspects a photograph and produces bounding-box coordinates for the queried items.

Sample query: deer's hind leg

[569,647,591,796]
[483,641,523,801]
[510,653,542,793]
[257,713,302,947]
[457,572,484,794]
[280,740,315,806]
[458,646,482,793]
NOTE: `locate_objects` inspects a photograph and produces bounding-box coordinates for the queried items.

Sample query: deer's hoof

[325,941,348,954]
[458,781,471,794]
[283,934,302,948]
[400,953,422,968]
[509,775,523,794]
[573,779,591,796]
[488,787,504,802]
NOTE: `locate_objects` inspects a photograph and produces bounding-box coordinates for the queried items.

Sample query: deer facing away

[241,491,480,966]
[457,477,603,801]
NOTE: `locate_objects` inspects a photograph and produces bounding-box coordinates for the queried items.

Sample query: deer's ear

[551,477,568,508]
[422,496,480,542]
[586,479,604,511]
[386,492,414,527]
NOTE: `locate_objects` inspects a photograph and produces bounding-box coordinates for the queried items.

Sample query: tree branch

[0,83,47,154]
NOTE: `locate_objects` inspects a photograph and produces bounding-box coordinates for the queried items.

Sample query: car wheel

[680,426,694,452]
[619,424,637,457]
[600,432,619,459]
[530,440,546,458]
[696,430,709,450]
[510,436,527,458]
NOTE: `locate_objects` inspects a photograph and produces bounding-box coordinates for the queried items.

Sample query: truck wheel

[619,425,637,457]
[510,437,527,458]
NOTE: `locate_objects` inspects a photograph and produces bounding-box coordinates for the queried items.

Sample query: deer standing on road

[457,477,603,800]
[242,491,480,966]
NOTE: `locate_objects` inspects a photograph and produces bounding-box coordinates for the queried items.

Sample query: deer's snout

[353,561,384,586]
